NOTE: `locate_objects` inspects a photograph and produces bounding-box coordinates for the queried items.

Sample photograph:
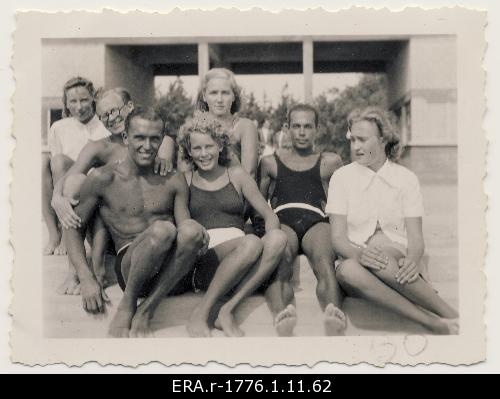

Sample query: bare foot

[130,309,155,339]
[431,318,459,335]
[214,307,244,337]
[275,304,297,337]
[187,307,212,338]
[53,241,67,256]
[324,303,346,336]
[43,239,60,256]
[108,309,134,338]
[57,272,81,295]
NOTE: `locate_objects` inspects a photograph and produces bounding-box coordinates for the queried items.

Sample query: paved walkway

[43,184,458,338]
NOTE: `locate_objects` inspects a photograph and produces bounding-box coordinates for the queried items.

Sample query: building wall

[409,36,457,145]
[104,46,155,106]
[42,41,107,144]
[387,41,410,107]
[400,146,457,184]
[42,41,106,98]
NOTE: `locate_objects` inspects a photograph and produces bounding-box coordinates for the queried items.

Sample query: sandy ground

[42,183,458,338]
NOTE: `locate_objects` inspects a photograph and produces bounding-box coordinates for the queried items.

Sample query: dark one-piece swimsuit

[271,153,329,254]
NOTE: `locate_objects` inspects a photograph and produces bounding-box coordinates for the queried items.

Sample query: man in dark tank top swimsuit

[260,104,347,336]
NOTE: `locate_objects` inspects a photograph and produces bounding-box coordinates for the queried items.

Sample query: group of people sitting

[42,68,459,339]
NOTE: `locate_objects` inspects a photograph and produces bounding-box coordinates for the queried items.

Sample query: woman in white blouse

[327,107,459,335]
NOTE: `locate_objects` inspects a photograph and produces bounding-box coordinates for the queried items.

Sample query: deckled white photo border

[10,7,486,367]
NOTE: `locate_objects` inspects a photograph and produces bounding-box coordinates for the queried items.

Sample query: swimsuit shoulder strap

[227,167,244,203]
[185,171,193,187]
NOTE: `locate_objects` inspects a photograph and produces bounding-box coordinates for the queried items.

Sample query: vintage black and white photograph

[11,8,485,366]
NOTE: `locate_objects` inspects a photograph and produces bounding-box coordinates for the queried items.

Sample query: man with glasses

[51,87,175,295]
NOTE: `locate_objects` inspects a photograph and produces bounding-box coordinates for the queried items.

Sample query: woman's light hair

[177,111,232,168]
[195,68,242,114]
[61,76,96,118]
[347,106,401,161]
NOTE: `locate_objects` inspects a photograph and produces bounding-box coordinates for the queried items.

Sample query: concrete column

[198,42,210,77]
[303,39,313,103]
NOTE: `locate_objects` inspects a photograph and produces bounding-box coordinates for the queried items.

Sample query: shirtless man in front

[65,106,207,338]
[52,88,175,295]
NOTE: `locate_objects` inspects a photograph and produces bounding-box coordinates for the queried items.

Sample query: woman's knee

[371,254,399,280]
[239,235,263,263]
[336,258,364,287]
[177,220,204,247]
[263,229,288,255]
[50,154,73,177]
[148,220,177,248]
[62,174,87,199]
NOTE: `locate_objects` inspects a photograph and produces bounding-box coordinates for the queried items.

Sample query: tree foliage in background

[155,77,195,138]
[238,91,271,128]
[269,83,298,133]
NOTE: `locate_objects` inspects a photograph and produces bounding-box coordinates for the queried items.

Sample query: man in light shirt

[42,77,109,256]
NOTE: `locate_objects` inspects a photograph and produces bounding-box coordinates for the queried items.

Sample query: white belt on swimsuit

[117,242,132,256]
[273,202,326,218]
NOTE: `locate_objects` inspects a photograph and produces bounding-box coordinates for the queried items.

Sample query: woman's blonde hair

[177,111,232,167]
[62,76,96,118]
[347,106,401,161]
[195,68,242,114]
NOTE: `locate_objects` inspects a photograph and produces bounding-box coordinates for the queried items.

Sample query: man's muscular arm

[259,155,276,200]
[321,152,344,192]
[172,173,191,225]
[66,168,111,314]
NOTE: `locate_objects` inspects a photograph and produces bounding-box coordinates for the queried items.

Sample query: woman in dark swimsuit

[178,114,287,338]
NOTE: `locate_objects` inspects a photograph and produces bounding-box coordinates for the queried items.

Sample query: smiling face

[288,110,317,151]
[65,86,95,124]
[188,132,222,172]
[349,120,387,167]
[125,117,164,168]
[203,77,235,117]
[96,92,133,135]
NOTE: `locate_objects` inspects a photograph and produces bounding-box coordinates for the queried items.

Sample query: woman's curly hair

[177,111,232,168]
[347,106,402,162]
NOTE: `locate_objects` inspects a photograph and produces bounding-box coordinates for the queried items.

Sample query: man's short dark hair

[287,103,319,128]
[125,106,165,135]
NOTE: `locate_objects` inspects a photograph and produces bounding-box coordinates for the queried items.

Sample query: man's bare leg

[337,259,458,334]
[42,153,62,255]
[302,223,346,336]
[371,247,459,320]
[56,172,85,295]
[109,220,177,338]
[187,235,263,338]
[129,220,205,338]
[215,230,287,337]
[264,225,298,337]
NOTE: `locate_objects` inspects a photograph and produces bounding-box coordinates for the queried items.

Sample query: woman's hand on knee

[396,257,420,285]
[358,246,389,271]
